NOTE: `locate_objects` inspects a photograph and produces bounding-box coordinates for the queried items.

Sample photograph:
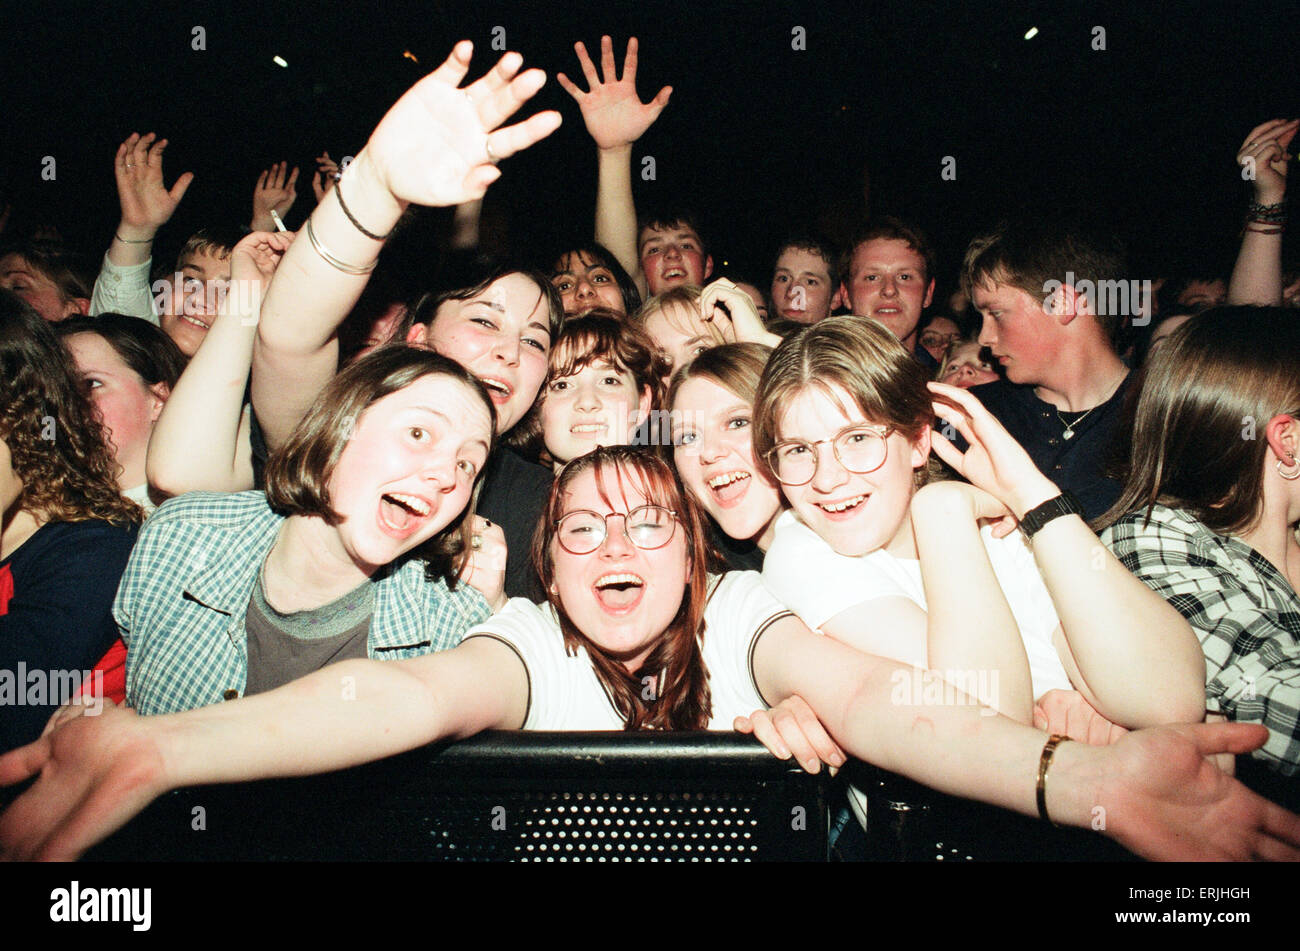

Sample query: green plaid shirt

[1102,504,1300,775]
[117,491,490,716]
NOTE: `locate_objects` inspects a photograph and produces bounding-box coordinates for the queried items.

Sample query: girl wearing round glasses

[3,444,1296,861]
[754,317,1206,733]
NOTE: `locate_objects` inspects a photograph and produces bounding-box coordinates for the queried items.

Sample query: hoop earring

[1278,454,1300,481]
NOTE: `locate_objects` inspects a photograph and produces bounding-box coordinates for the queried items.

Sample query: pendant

[1062,428,1075,440]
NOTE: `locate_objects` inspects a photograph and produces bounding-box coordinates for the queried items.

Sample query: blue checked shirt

[117,491,490,716]
[1102,504,1300,775]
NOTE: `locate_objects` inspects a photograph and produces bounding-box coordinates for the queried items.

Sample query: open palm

[364,41,562,207]
[557,36,672,150]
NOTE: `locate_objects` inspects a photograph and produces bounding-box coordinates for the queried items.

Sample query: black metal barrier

[84,731,831,862]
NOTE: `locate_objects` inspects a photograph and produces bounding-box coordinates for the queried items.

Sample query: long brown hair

[264,345,495,586]
[1099,306,1300,536]
[0,290,141,526]
[532,446,714,730]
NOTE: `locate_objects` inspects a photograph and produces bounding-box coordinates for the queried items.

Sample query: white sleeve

[700,572,792,723]
[984,529,1072,696]
[90,253,161,324]
[761,514,909,630]
[461,598,620,730]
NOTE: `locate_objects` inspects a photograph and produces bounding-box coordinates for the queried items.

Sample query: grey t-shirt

[243,571,375,696]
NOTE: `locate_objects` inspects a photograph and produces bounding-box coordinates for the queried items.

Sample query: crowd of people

[0,37,1298,862]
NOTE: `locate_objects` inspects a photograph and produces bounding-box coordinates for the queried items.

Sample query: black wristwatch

[1019,491,1084,539]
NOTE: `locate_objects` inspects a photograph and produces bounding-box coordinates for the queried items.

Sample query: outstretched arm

[929,381,1206,727]
[251,40,561,450]
[752,614,1300,861]
[147,230,293,494]
[0,637,528,861]
[557,36,671,292]
[1228,118,1295,307]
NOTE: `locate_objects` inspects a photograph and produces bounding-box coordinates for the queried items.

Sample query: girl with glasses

[754,316,1207,737]
[4,445,1300,861]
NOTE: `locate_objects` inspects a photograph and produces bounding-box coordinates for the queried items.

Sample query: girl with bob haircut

[3,443,1299,862]
[668,342,783,571]
[752,316,1206,730]
[550,243,642,318]
[1099,306,1300,782]
[0,290,140,753]
[54,314,187,512]
[522,313,666,471]
[112,345,500,717]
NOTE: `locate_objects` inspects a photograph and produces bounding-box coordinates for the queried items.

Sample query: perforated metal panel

[85,732,829,862]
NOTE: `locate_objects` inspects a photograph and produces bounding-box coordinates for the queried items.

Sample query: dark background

[3,0,1296,295]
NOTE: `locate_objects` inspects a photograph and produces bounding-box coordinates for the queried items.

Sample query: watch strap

[1020,491,1084,538]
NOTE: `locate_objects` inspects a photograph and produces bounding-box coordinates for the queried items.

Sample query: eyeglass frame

[553,505,681,555]
[765,422,894,487]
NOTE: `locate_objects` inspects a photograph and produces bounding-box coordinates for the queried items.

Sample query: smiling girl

[3,445,1296,862]
[116,347,497,716]
[754,317,1206,729]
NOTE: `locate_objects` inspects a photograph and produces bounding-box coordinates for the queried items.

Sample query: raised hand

[556,36,672,151]
[928,380,1059,520]
[361,40,562,208]
[699,278,782,347]
[114,132,194,241]
[226,230,296,323]
[251,161,300,230]
[1238,118,1297,205]
[0,705,168,861]
[459,515,507,612]
[734,695,846,774]
[312,151,341,204]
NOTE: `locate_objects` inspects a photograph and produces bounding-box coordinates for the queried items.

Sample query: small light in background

[1023,27,1039,40]
[403,50,419,64]
[273,55,289,67]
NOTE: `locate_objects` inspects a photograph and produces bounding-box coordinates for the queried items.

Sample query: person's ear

[831,284,846,312]
[73,297,91,316]
[147,382,171,422]
[840,281,853,314]
[922,278,935,310]
[1053,282,1089,325]
[405,323,429,348]
[1265,413,1299,472]
[910,423,932,469]
[703,256,714,281]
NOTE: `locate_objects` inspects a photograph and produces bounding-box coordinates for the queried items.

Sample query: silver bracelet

[114,233,154,244]
[304,217,377,275]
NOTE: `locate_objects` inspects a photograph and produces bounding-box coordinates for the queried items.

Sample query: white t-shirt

[462,572,791,730]
[761,510,1072,698]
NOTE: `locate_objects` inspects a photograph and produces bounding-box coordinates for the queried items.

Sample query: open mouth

[662,267,687,281]
[593,572,645,611]
[816,493,868,517]
[178,313,210,330]
[571,421,608,436]
[378,491,433,537]
[707,470,751,505]
[479,377,513,405]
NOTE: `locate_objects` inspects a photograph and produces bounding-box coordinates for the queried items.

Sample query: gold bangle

[1036,733,1070,826]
